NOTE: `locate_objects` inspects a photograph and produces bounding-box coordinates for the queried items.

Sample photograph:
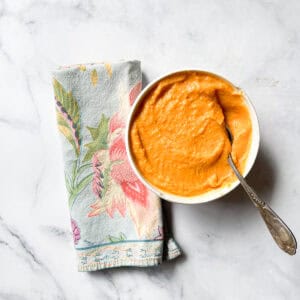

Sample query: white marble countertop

[1,0,300,299]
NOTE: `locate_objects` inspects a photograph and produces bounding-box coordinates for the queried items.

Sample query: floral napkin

[52,60,181,271]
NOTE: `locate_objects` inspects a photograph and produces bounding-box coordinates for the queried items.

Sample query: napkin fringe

[78,258,162,272]
[76,239,181,271]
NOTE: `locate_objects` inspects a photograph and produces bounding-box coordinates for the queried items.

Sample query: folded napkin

[52,60,181,271]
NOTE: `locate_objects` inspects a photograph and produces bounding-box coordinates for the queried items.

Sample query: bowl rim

[125,69,260,204]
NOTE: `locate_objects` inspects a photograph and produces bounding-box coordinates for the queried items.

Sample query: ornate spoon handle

[228,154,297,255]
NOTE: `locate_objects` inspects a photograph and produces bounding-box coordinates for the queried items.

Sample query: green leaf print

[107,233,127,243]
[83,114,109,162]
[66,159,93,208]
[53,79,81,157]
[68,173,93,207]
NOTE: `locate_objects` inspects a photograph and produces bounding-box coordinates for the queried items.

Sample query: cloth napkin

[52,60,181,271]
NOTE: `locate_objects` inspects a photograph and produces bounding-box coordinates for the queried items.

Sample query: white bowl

[125,70,260,204]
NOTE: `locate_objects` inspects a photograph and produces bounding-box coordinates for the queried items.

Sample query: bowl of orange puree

[125,70,260,204]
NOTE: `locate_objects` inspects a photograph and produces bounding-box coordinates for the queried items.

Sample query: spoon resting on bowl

[226,127,297,255]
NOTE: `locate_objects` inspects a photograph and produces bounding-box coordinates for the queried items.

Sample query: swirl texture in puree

[130,71,252,197]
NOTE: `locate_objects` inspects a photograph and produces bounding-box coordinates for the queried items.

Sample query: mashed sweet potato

[129,71,252,197]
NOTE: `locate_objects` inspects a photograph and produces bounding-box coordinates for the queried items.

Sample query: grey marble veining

[0,0,300,299]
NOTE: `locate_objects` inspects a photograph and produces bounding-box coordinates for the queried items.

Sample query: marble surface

[0,0,300,299]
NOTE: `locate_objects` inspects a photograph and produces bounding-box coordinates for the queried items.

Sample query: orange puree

[129,71,252,197]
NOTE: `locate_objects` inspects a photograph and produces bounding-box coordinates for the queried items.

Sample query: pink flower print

[120,180,148,207]
[105,192,127,218]
[109,112,125,134]
[88,184,127,218]
[92,154,104,198]
[110,161,148,207]
[71,219,80,245]
[109,135,148,208]
[129,81,142,105]
[88,199,101,217]
[109,135,127,161]
[88,107,161,237]
[89,145,127,218]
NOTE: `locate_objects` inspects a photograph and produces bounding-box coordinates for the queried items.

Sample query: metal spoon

[226,127,297,255]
